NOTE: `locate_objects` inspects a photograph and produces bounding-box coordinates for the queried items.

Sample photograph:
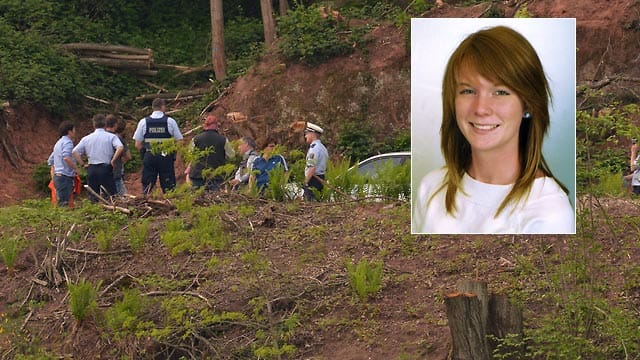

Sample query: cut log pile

[60,43,157,76]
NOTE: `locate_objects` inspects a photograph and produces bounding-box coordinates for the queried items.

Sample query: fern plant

[0,235,22,276]
[128,218,150,252]
[68,278,101,323]
[346,258,383,301]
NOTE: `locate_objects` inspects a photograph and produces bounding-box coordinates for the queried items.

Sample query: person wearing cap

[230,136,260,189]
[185,114,235,191]
[303,122,328,201]
[133,98,184,194]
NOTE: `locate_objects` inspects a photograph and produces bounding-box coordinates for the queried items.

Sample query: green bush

[277,4,354,65]
[32,162,53,194]
[337,123,374,162]
[105,288,151,338]
[0,21,86,114]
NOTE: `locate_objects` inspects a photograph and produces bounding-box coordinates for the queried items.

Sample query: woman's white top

[412,168,575,234]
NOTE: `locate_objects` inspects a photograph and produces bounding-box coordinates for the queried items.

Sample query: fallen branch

[100,203,132,214]
[183,125,203,137]
[84,95,111,104]
[66,247,131,255]
[20,310,33,331]
[99,274,130,297]
[83,185,112,206]
[135,87,212,101]
[31,277,48,287]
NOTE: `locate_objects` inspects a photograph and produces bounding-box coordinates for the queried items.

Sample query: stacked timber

[60,43,157,76]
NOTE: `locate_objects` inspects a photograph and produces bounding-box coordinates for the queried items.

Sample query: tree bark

[210,0,226,80]
[444,292,491,360]
[458,279,489,333]
[487,294,524,351]
[279,0,289,16]
[444,280,524,359]
[260,0,277,48]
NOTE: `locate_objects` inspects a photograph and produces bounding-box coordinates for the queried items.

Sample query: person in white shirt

[412,26,574,234]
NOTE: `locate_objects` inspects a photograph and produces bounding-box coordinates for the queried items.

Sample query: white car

[285,152,411,200]
[353,152,410,178]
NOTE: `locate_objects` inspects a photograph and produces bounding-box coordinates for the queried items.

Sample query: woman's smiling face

[454,67,525,158]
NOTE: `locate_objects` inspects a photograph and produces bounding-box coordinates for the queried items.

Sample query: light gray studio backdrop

[410,18,576,224]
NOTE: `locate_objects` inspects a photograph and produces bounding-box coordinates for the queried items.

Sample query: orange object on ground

[48,175,82,208]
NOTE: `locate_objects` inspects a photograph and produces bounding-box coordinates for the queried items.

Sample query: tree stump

[444,292,491,360]
[444,280,523,359]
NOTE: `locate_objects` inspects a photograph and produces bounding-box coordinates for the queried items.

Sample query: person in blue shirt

[252,142,289,191]
[133,98,184,195]
[47,121,79,207]
[72,114,124,200]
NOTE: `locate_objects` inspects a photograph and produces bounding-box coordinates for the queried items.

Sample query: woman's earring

[523,112,532,119]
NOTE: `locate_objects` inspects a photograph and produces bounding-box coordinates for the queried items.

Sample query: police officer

[303,122,328,201]
[72,114,124,200]
[133,98,183,194]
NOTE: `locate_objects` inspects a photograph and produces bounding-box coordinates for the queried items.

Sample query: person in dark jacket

[185,114,235,191]
[132,98,183,194]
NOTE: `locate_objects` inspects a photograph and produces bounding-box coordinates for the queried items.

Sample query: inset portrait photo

[411,18,576,234]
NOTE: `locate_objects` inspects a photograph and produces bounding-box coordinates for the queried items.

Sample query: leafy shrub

[105,288,151,338]
[68,278,101,323]
[284,149,306,185]
[337,122,374,162]
[577,104,640,190]
[0,24,85,113]
[277,4,354,65]
[346,258,383,301]
[32,162,53,194]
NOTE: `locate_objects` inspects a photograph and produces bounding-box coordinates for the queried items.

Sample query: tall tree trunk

[210,0,226,80]
[279,0,289,16]
[260,0,276,48]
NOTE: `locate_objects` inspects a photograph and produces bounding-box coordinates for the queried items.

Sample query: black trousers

[304,174,324,201]
[142,153,176,194]
[87,163,116,200]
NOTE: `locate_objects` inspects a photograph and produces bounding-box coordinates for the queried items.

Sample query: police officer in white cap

[303,122,328,201]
